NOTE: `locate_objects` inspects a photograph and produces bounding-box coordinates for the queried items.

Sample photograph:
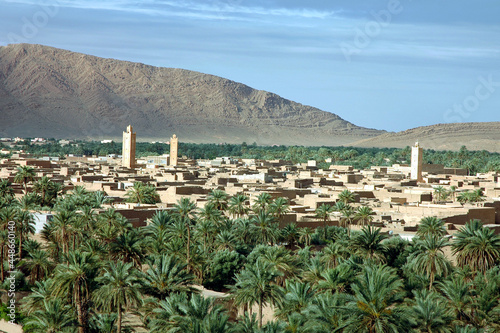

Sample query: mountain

[0,43,384,145]
[352,122,500,152]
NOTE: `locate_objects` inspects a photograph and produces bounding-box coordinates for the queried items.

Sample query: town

[1,125,498,240]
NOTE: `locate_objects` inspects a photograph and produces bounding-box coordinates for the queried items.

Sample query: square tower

[411,142,423,182]
[122,125,136,168]
[170,134,178,166]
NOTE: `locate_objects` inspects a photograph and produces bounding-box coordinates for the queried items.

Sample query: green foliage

[0,301,25,323]
[203,249,245,292]
[16,140,500,173]
[125,182,160,205]
[1,147,500,332]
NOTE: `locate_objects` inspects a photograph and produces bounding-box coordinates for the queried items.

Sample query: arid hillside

[0,43,384,145]
[352,122,500,152]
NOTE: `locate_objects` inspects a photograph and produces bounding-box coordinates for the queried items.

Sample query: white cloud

[5,0,338,20]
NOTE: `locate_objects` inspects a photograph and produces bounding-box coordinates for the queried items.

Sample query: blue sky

[1,0,499,131]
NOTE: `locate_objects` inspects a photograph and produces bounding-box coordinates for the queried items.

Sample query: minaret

[122,125,136,168]
[170,134,178,166]
[411,142,423,182]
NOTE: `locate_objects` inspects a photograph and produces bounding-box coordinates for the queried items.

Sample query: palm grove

[7,140,500,175]
[0,167,499,332]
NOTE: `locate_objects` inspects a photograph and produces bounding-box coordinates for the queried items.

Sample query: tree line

[8,139,500,174]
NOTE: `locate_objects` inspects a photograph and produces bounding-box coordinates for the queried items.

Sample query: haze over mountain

[352,122,500,153]
[0,44,384,146]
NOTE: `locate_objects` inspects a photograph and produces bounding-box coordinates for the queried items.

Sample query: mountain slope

[352,122,500,152]
[0,43,384,145]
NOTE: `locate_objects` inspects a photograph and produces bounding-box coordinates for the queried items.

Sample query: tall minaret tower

[122,125,136,168]
[411,142,423,182]
[170,134,178,167]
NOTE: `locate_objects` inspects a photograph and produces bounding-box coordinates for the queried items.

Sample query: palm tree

[98,208,128,230]
[298,227,313,247]
[14,165,36,194]
[0,196,12,209]
[433,186,450,203]
[72,185,89,198]
[354,206,374,226]
[23,248,54,282]
[234,217,257,245]
[109,229,146,267]
[302,257,325,286]
[22,279,54,315]
[0,206,18,229]
[470,189,485,205]
[0,179,14,198]
[80,238,109,262]
[320,240,350,269]
[52,250,100,333]
[48,182,64,206]
[193,219,216,252]
[350,225,387,262]
[333,201,351,213]
[339,205,355,235]
[214,229,238,251]
[408,234,452,290]
[25,299,77,333]
[315,204,334,239]
[207,189,229,212]
[125,182,160,205]
[148,292,229,332]
[89,314,118,333]
[232,259,284,328]
[92,190,110,208]
[470,268,500,328]
[342,264,411,332]
[317,265,355,294]
[452,220,500,274]
[253,192,273,212]
[147,210,173,235]
[172,197,197,267]
[282,223,300,249]
[259,245,300,287]
[78,206,98,237]
[33,176,53,206]
[417,216,447,237]
[51,210,76,254]
[269,197,290,222]
[303,293,345,333]
[228,194,249,218]
[14,193,39,211]
[232,312,260,333]
[0,229,9,280]
[198,202,223,226]
[93,261,142,333]
[449,185,457,202]
[410,289,453,333]
[457,191,471,205]
[140,254,195,299]
[275,280,315,319]
[337,189,355,204]
[438,276,474,325]
[251,210,279,245]
[16,209,35,258]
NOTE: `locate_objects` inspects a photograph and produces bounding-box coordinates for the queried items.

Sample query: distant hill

[352,122,500,152]
[0,43,384,145]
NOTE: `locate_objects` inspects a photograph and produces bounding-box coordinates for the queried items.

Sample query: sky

[1,0,499,132]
